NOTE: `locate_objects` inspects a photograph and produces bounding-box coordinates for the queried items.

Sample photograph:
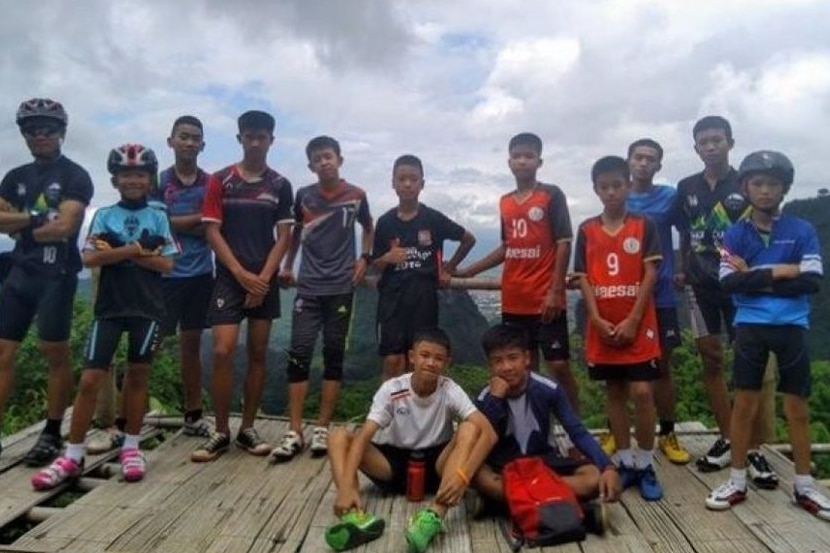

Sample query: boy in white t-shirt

[324,328,495,553]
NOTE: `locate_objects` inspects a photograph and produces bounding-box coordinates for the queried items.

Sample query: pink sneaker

[31,456,83,491]
[120,448,147,482]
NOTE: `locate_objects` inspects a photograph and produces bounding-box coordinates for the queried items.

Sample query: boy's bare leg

[729,390,761,470]
[783,394,812,475]
[606,380,631,452]
[382,354,406,381]
[317,380,341,427]
[210,324,240,435]
[68,371,108,443]
[697,335,731,437]
[122,364,150,436]
[630,381,656,452]
[242,319,271,430]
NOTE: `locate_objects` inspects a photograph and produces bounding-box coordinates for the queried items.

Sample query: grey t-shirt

[294,180,371,296]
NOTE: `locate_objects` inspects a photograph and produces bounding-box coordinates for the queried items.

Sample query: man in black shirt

[0,98,94,465]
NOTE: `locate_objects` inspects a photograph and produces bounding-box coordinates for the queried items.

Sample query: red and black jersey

[573,214,661,365]
[202,164,293,273]
[499,184,572,315]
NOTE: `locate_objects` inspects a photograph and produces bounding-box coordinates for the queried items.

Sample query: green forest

[3,194,830,475]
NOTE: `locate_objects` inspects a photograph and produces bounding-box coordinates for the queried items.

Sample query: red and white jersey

[500,184,572,315]
[574,214,661,365]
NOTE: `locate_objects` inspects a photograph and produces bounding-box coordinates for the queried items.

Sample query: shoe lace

[749,453,773,473]
[279,431,301,450]
[709,438,729,456]
[240,428,262,446]
[715,479,744,497]
[204,432,228,451]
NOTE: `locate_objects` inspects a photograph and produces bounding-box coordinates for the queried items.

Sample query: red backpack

[501,456,586,549]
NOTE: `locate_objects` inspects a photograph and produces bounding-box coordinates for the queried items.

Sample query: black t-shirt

[675,168,749,288]
[373,204,465,290]
[0,156,94,275]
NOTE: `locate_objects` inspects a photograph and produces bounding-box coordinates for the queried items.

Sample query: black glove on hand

[96,231,125,248]
[137,229,166,251]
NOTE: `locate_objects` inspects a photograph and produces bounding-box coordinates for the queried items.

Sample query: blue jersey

[627,185,680,308]
[156,167,213,278]
[85,200,179,320]
[720,213,822,328]
[475,372,612,471]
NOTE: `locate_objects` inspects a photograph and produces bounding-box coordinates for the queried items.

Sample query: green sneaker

[324,510,385,551]
[405,508,443,553]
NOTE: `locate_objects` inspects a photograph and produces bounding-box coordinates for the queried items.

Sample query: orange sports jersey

[574,214,661,365]
[500,184,572,315]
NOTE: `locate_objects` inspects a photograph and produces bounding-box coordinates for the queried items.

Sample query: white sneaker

[793,486,830,522]
[705,479,747,511]
[269,430,304,464]
[309,426,328,457]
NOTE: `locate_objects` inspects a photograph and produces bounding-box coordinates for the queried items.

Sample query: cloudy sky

[2,0,829,255]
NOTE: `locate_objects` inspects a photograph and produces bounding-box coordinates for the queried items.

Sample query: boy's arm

[278,223,302,286]
[259,221,293,284]
[83,243,143,268]
[133,254,175,274]
[205,223,269,296]
[453,244,505,278]
[542,239,571,322]
[169,214,204,236]
[441,229,476,279]
[352,218,374,285]
[333,420,379,516]
[573,224,616,342]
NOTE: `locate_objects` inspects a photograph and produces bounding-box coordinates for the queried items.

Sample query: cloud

[0,0,829,245]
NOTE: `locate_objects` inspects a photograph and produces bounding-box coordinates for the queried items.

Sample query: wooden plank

[683,434,830,553]
[0,411,73,475]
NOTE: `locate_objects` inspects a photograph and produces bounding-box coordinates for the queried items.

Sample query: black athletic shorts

[587,359,659,382]
[656,307,681,352]
[0,266,77,342]
[159,273,214,335]
[84,317,161,369]
[367,441,448,494]
[287,293,354,381]
[376,279,438,356]
[733,324,811,397]
[206,268,280,325]
[502,312,571,362]
[687,286,735,341]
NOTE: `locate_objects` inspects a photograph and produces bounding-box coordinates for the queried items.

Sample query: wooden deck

[1,419,829,553]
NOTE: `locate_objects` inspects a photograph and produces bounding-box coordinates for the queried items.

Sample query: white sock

[66,443,85,463]
[794,474,815,494]
[636,448,655,470]
[730,468,747,490]
[122,434,140,450]
[616,448,634,468]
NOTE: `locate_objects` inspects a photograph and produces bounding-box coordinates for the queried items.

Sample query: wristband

[602,464,617,473]
[360,253,372,263]
[456,467,470,486]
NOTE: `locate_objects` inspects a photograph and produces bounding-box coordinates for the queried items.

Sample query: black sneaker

[747,451,779,490]
[190,431,230,463]
[235,428,272,456]
[23,433,63,467]
[695,437,731,473]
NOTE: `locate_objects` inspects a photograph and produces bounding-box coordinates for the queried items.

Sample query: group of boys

[322,120,830,552]
[0,98,827,553]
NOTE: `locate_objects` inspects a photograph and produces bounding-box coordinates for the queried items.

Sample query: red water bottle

[406,451,425,502]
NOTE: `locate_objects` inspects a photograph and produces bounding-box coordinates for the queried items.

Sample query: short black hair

[591,156,630,184]
[412,328,452,355]
[171,115,203,135]
[627,138,663,162]
[481,324,530,357]
[508,132,543,155]
[238,110,275,133]
[692,115,733,142]
[393,154,424,178]
[306,135,341,161]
